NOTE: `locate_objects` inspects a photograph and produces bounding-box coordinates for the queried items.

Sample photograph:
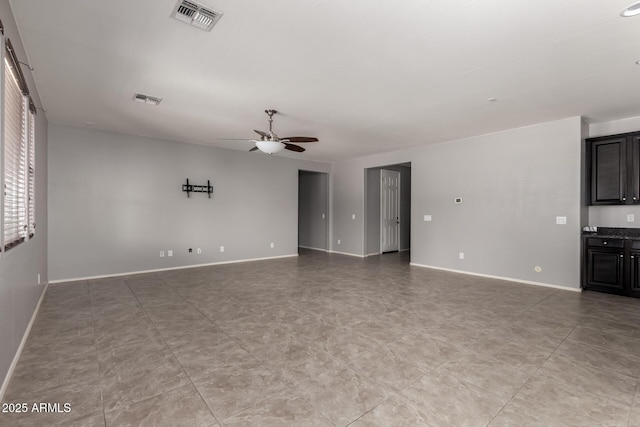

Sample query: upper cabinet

[587,132,640,205]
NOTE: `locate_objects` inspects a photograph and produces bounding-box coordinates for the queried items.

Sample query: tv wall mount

[182,179,213,198]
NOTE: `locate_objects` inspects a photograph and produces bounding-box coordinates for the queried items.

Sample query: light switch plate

[424,215,432,222]
[556,216,567,225]
[351,214,356,220]
[628,214,635,223]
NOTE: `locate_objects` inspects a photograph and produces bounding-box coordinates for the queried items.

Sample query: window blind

[28,108,35,237]
[3,56,27,250]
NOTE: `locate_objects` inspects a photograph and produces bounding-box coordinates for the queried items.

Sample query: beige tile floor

[2,249,640,426]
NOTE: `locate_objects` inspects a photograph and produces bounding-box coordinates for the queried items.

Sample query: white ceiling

[9,0,640,162]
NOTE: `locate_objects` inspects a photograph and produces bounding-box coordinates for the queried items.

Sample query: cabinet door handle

[604,241,608,245]
[620,255,624,258]
[632,256,635,259]
[622,197,627,201]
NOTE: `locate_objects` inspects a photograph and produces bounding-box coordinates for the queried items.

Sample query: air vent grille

[172,0,222,31]
[133,93,163,106]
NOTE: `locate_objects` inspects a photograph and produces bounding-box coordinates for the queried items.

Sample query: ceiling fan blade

[284,143,305,153]
[280,136,318,143]
[254,129,269,138]
[249,146,259,152]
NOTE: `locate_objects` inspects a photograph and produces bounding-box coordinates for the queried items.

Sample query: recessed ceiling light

[636,60,640,65]
[83,121,95,125]
[488,97,497,102]
[621,1,640,17]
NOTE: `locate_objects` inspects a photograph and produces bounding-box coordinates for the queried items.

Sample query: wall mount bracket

[182,179,213,198]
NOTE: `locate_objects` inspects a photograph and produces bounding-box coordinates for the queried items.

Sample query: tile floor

[2,249,640,426]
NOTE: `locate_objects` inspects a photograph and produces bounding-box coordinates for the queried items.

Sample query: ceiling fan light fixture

[255,139,285,154]
[621,1,640,16]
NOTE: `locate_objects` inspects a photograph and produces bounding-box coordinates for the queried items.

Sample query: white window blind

[28,108,35,238]
[3,56,27,250]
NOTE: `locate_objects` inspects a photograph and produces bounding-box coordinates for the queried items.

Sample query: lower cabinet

[628,247,640,298]
[584,237,640,298]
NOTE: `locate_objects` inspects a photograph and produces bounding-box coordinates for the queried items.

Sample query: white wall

[0,0,48,397]
[48,125,331,281]
[588,115,640,228]
[589,116,640,139]
[333,117,583,289]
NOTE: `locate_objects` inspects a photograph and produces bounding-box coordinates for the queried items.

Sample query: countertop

[582,227,640,240]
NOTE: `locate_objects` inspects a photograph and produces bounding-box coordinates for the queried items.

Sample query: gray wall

[0,0,48,396]
[588,115,640,228]
[48,125,330,281]
[365,165,411,255]
[333,117,583,288]
[298,171,328,250]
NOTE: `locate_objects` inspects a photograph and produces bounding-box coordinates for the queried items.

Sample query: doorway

[298,170,329,251]
[381,169,401,253]
[365,163,411,257]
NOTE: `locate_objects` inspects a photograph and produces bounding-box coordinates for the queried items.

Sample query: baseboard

[49,254,300,284]
[409,263,581,292]
[298,246,328,252]
[0,282,49,402]
[399,248,410,252]
[328,250,365,258]
[366,252,380,257]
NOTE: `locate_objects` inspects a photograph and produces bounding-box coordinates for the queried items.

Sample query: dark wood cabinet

[584,238,625,294]
[583,237,640,297]
[587,132,640,205]
[629,242,640,298]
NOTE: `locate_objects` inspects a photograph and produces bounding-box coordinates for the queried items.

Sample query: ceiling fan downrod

[265,109,277,136]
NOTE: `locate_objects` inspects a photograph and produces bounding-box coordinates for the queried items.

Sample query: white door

[381,170,400,253]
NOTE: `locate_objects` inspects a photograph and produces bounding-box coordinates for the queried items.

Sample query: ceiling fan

[220,109,318,154]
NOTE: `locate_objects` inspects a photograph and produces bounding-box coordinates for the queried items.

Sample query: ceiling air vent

[172,0,223,31]
[133,93,163,106]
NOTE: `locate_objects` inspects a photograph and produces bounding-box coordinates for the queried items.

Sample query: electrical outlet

[337,239,341,245]
[220,246,225,252]
[534,266,543,273]
[556,216,567,225]
[270,242,275,248]
[197,248,202,254]
[168,250,173,257]
[424,215,432,222]
[322,213,325,219]
[628,214,635,223]
[459,252,464,260]
[352,214,356,220]
[160,251,165,258]
[37,273,41,284]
